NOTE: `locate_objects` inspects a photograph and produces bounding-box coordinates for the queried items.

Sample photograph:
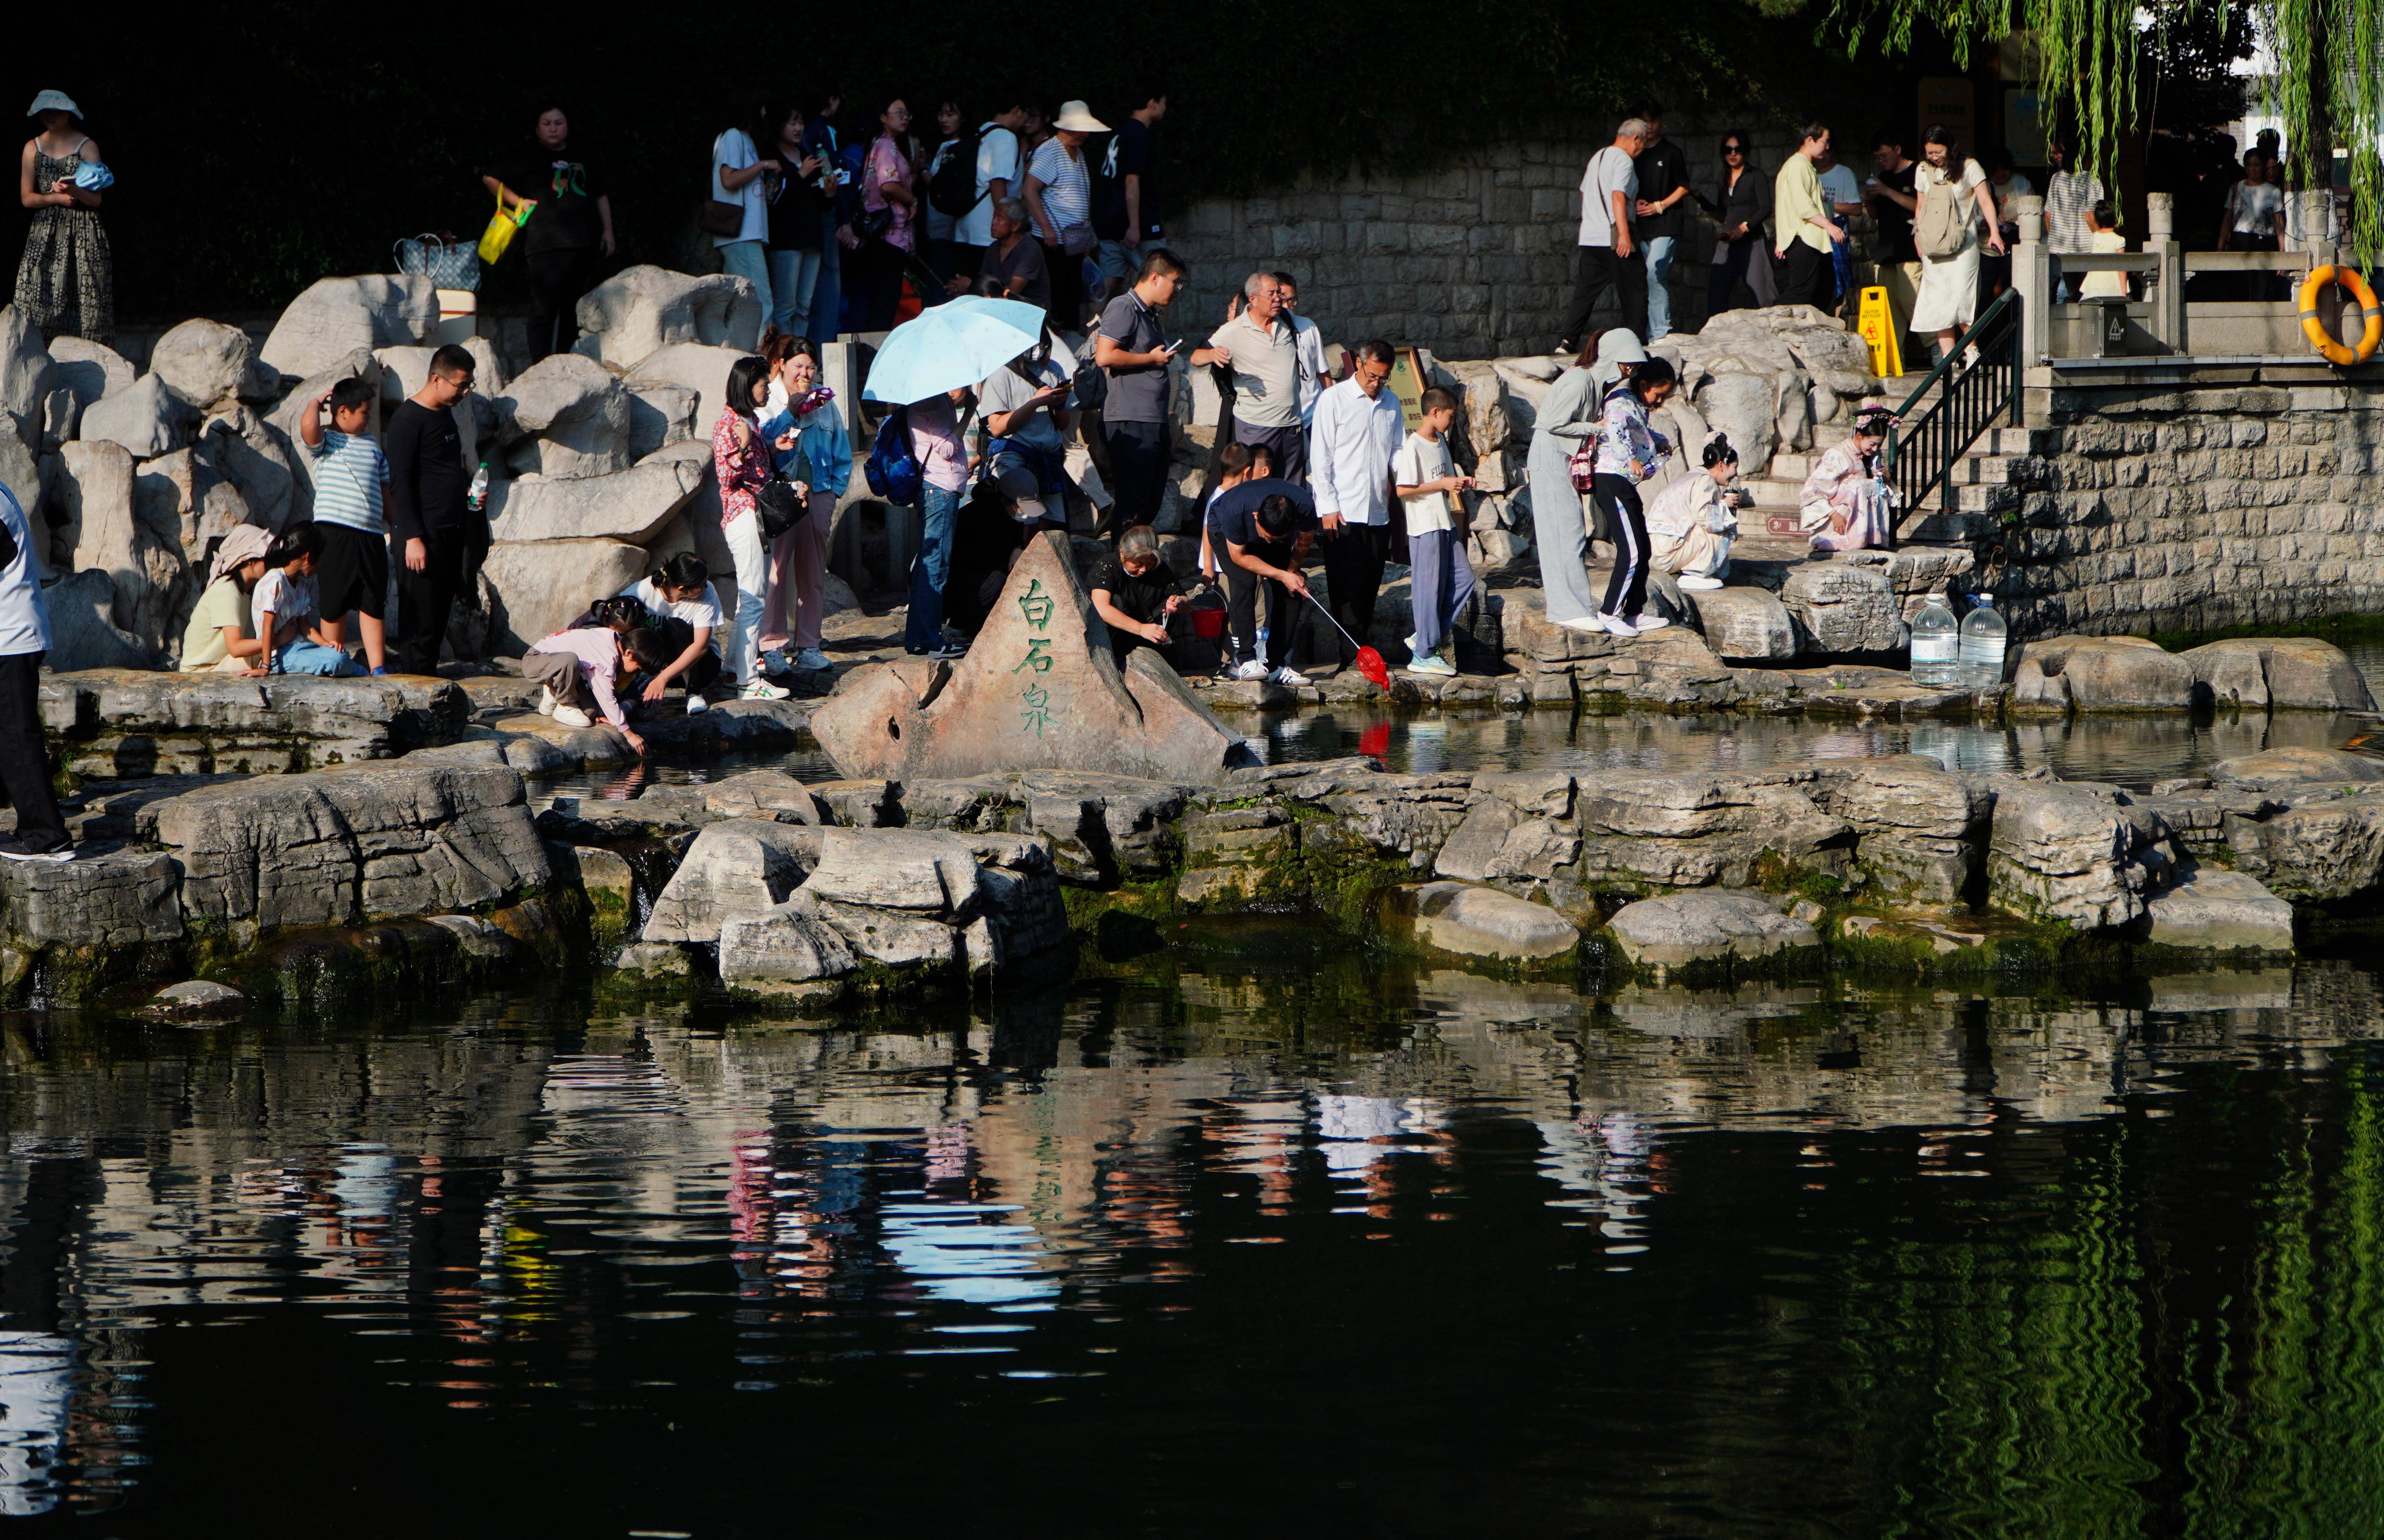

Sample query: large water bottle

[1958,593,2008,689]
[1910,590,1958,687]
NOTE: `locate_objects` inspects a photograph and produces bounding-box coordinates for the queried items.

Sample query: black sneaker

[0,838,74,863]
[905,642,967,661]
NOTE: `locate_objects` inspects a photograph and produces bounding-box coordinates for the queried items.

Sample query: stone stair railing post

[2013,195,2050,380]
[2147,194,2183,354]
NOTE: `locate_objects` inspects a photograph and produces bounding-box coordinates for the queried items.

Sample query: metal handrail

[1880,287,2023,534]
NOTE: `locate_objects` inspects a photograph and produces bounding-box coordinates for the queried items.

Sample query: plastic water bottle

[467,460,491,514]
[1958,594,2008,689]
[1910,590,1958,687]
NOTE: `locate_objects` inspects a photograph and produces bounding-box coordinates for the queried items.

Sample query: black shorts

[314,521,389,619]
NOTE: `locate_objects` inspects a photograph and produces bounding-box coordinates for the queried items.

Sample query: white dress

[1911,158,1987,333]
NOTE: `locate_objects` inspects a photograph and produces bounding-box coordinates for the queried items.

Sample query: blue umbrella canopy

[861,296,1050,405]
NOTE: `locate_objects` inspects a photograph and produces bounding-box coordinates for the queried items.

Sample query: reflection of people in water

[0,1333,75,1516]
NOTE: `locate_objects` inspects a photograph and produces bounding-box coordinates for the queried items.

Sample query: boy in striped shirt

[297,375,393,673]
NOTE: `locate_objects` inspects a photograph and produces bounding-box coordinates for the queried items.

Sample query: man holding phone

[1093,248,1186,531]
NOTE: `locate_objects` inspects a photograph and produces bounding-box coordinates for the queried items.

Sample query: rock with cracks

[1604,890,1822,969]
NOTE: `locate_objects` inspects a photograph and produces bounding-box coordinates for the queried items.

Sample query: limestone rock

[43,669,469,779]
[196,410,300,531]
[2183,637,2377,712]
[2210,746,2384,787]
[149,318,276,410]
[486,458,701,545]
[1692,371,1779,475]
[79,373,199,459]
[1812,755,1991,904]
[0,847,182,949]
[1574,770,1852,892]
[40,571,147,672]
[151,979,248,1016]
[1685,586,1796,660]
[0,306,50,429]
[1604,889,1822,967]
[2009,635,2195,713]
[716,894,859,995]
[260,275,439,382]
[627,381,699,456]
[2145,865,2295,952]
[478,538,652,654]
[0,420,36,525]
[497,352,636,480]
[2224,786,2384,903]
[623,343,756,438]
[58,440,188,657]
[1498,585,1615,665]
[145,761,548,931]
[812,532,1251,785]
[1434,799,1520,882]
[1987,779,2162,929]
[641,818,825,944]
[45,337,134,414]
[1399,880,1580,962]
[1780,557,1905,653]
[575,266,764,370]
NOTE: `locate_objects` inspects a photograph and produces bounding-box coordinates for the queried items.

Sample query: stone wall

[1161,125,1805,356]
[1997,382,2384,637]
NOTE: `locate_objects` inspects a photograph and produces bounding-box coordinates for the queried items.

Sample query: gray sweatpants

[522,647,597,714]
[1408,528,1477,658]
[1527,430,1601,625]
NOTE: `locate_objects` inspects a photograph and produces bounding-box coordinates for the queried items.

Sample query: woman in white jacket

[1645,433,1745,588]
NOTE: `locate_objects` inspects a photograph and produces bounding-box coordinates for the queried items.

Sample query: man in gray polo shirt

[1093,248,1186,530]
[1192,271,1308,484]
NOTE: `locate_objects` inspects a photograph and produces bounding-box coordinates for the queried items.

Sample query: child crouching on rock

[524,615,671,756]
[246,525,363,677]
[1646,432,1746,590]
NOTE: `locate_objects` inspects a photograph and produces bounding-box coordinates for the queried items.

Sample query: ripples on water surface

[4,940,2384,1534]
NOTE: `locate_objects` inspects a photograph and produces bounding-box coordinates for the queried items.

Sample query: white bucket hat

[26,91,80,120]
[1052,101,1109,134]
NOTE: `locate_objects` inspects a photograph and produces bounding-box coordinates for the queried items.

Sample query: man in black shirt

[385,344,479,676]
[1631,103,1690,341]
[1088,526,1186,670]
[1866,130,1922,364]
[482,108,613,361]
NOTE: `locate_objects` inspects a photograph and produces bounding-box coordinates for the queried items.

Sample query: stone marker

[811,532,1252,785]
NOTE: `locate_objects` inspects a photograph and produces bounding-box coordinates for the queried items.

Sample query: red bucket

[1187,607,1227,641]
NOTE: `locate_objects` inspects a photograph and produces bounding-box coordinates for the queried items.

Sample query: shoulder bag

[478,189,530,265]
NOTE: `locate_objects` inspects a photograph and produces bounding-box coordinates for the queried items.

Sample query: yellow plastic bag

[477,190,530,265]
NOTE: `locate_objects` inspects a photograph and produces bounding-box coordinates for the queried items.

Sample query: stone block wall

[1161,126,1804,356]
[1997,383,2384,637]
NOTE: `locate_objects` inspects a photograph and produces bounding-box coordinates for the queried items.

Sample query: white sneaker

[1232,659,1271,682]
[741,678,793,701]
[536,686,556,716]
[1408,651,1457,677]
[1678,575,1725,591]
[1403,633,1420,655]
[1556,616,1608,635]
[793,648,832,672]
[1600,613,1641,637]
[1625,613,1671,632]
[685,693,709,714]
[1268,666,1306,688]
[552,704,593,729]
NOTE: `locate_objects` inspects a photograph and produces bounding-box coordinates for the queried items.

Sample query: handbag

[757,470,809,540]
[395,233,480,292]
[855,205,894,240]
[1058,222,1097,257]
[700,198,745,237]
[478,190,530,265]
[1567,441,1597,492]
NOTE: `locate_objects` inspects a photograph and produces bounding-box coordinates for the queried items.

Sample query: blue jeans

[1644,234,1676,340]
[768,248,822,335]
[718,241,773,327]
[274,639,361,677]
[808,215,843,342]
[905,484,960,650]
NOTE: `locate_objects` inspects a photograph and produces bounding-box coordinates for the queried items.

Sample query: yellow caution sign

[1856,285,1903,377]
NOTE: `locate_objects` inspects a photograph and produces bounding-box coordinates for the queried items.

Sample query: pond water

[6,942,2384,1534]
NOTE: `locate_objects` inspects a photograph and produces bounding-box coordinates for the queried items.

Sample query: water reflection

[2,959,2384,1530]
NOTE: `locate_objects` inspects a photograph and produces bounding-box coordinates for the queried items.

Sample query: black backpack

[927,125,987,219]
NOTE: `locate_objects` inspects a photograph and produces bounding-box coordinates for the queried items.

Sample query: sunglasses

[1723,144,1745,154]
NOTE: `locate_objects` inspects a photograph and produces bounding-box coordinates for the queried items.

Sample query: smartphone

[1165,339,1184,354]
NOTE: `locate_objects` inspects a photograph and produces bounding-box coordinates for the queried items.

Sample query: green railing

[1880,287,2024,536]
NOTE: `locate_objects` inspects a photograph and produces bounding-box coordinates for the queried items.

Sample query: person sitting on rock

[245,526,362,677]
[1089,525,1187,671]
[1800,406,1899,553]
[524,615,670,754]
[180,525,277,673]
[1646,431,1747,590]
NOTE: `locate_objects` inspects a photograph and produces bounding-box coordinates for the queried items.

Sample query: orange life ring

[2299,265,2383,366]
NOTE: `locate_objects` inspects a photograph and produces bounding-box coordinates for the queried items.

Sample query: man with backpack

[947,99,1030,290]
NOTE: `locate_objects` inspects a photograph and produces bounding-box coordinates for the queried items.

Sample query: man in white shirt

[1558,118,1649,355]
[1192,271,1308,482]
[1273,271,1331,426]
[1307,340,1405,674]
[952,98,1029,287]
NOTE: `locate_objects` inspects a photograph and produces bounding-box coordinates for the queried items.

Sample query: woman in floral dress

[14,91,111,345]
[1799,408,1900,552]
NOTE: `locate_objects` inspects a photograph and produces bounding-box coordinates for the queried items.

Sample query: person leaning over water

[180,525,278,673]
